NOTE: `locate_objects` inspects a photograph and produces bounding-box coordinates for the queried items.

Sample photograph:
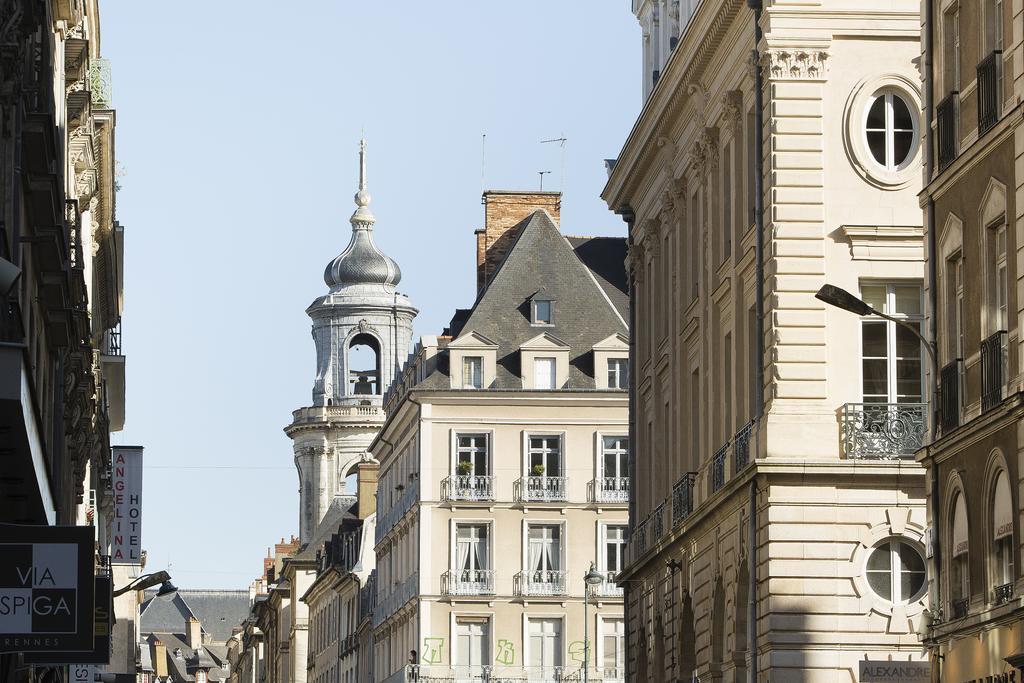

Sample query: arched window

[348,334,381,395]
[991,470,1014,599]
[950,491,970,615]
[863,90,919,171]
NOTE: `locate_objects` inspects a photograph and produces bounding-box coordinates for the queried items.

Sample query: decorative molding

[839,224,925,262]
[762,49,829,81]
[720,91,743,134]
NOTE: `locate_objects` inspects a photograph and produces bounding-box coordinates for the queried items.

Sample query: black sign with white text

[24,575,112,663]
[0,524,94,652]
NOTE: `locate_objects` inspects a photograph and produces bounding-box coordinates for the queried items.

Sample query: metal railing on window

[734,422,754,472]
[977,50,1002,135]
[442,475,494,502]
[981,330,1007,412]
[515,570,566,596]
[652,501,666,541]
[712,444,728,492]
[102,320,122,356]
[940,360,962,434]
[937,92,958,170]
[442,569,494,596]
[995,582,1014,604]
[520,476,568,502]
[594,571,622,597]
[841,403,927,459]
[672,473,696,525]
[591,477,629,503]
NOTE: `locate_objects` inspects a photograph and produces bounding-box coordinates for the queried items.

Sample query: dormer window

[534,357,556,390]
[463,356,483,390]
[532,299,554,325]
[608,358,628,390]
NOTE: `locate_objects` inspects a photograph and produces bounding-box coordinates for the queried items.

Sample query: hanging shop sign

[25,575,112,663]
[111,446,143,564]
[0,523,95,652]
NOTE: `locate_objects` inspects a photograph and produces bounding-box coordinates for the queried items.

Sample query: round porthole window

[866,538,926,603]
[864,90,918,172]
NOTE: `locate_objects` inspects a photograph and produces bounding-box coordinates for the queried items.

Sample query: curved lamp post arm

[112,570,174,598]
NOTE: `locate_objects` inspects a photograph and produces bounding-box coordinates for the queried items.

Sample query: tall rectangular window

[529,436,562,476]
[723,332,733,438]
[455,619,490,675]
[602,436,629,479]
[748,306,758,420]
[989,224,1008,332]
[463,356,483,389]
[534,357,556,390]
[943,5,961,92]
[455,524,489,577]
[527,525,562,574]
[607,358,628,389]
[690,368,700,467]
[690,188,700,300]
[528,618,563,675]
[945,253,965,361]
[456,434,489,476]
[602,525,627,574]
[600,619,625,682]
[723,140,733,260]
[860,284,924,404]
[746,110,756,230]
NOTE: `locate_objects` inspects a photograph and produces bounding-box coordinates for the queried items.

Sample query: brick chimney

[476,191,560,293]
[153,639,168,678]
[356,460,379,520]
[186,616,202,649]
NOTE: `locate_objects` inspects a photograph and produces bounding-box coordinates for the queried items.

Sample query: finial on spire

[352,137,374,226]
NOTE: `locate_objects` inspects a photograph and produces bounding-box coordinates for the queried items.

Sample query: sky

[103,1,640,589]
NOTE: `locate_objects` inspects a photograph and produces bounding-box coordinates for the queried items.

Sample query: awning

[994,472,1013,541]
[952,493,969,557]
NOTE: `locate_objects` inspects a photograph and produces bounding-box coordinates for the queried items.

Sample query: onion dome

[324,138,402,289]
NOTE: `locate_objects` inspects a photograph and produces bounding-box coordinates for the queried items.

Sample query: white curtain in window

[456,533,471,573]
[528,536,542,572]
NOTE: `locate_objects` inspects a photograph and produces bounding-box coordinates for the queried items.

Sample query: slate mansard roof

[412,209,628,391]
[140,590,250,644]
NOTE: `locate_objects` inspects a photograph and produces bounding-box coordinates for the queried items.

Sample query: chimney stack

[153,639,168,678]
[186,616,202,650]
[476,191,560,293]
[356,460,380,520]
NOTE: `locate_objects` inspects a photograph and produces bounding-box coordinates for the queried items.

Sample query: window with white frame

[602,525,627,575]
[527,525,562,576]
[528,618,563,675]
[456,434,489,477]
[532,299,554,325]
[455,524,489,579]
[534,357,556,390]
[600,619,625,681]
[463,356,483,389]
[864,90,918,171]
[988,222,1008,333]
[455,618,490,676]
[992,470,1014,591]
[528,436,562,480]
[951,491,970,608]
[860,284,924,404]
[865,538,926,603]
[601,436,629,496]
[944,252,966,366]
[607,357,628,390]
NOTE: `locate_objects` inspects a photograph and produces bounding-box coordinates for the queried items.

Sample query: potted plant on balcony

[531,464,546,477]
[456,461,473,476]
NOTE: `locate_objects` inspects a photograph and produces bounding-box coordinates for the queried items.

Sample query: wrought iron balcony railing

[672,473,696,525]
[442,569,495,596]
[521,476,568,502]
[734,422,753,472]
[102,319,122,356]
[712,444,728,492]
[951,597,969,619]
[652,502,666,541]
[978,50,1002,135]
[594,571,623,597]
[981,330,1007,412]
[995,582,1014,605]
[443,475,494,502]
[515,570,566,596]
[940,360,962,434]
[631,515,649,561]
[937,91,958,170]
[592,477,629,503]
[841,403,926,459]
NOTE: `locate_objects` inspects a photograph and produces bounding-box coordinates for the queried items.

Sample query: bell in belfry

[353,374,374,395]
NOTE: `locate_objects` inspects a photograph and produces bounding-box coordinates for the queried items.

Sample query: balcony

[442,569,494,596]
[651,502,666,542]
[100,320,125,432]
[393,666,592,683]
[981,331,1007,412]
[840,403,926,459]
[995,582,1014,604]
[977,50,1002,135]
[515,570,566,596]
[712,444,728,492]
[443,475,494,502]
[734,422,753,472]
[593,571,623,598]
[591,477,629,504]
[940,360,962,434]
[952,598,969,619]
[936,91,958,170]
[520,476,568,503]
[672,473,696,525]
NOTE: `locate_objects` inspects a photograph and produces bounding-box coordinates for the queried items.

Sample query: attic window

[532,299,554,325]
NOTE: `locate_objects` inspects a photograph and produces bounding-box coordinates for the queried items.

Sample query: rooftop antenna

[538,171,551,191]
[541,134,568,191]
[481,133,487,195]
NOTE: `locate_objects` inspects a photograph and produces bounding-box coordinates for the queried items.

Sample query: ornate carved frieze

[690,128,719,178]
[720,91,743,134]
[762,49,829,81]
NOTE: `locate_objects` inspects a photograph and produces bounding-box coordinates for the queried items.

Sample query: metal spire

[351,137,375,228]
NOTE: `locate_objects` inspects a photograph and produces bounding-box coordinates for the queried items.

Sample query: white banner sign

[110,447,143,564]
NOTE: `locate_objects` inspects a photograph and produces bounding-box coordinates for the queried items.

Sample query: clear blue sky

[104,1,640,589]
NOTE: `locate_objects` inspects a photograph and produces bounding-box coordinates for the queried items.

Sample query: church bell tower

[285,139,417,543]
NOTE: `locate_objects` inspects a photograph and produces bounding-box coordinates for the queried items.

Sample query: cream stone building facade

[604,1,930,680]
[369,193,630,683]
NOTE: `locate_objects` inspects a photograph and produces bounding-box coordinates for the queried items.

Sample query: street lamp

[112,570,177,598]
[815,284,938,438]
[583,562,604,683]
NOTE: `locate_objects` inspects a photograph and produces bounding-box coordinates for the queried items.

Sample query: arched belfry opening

[348,333,381,395]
